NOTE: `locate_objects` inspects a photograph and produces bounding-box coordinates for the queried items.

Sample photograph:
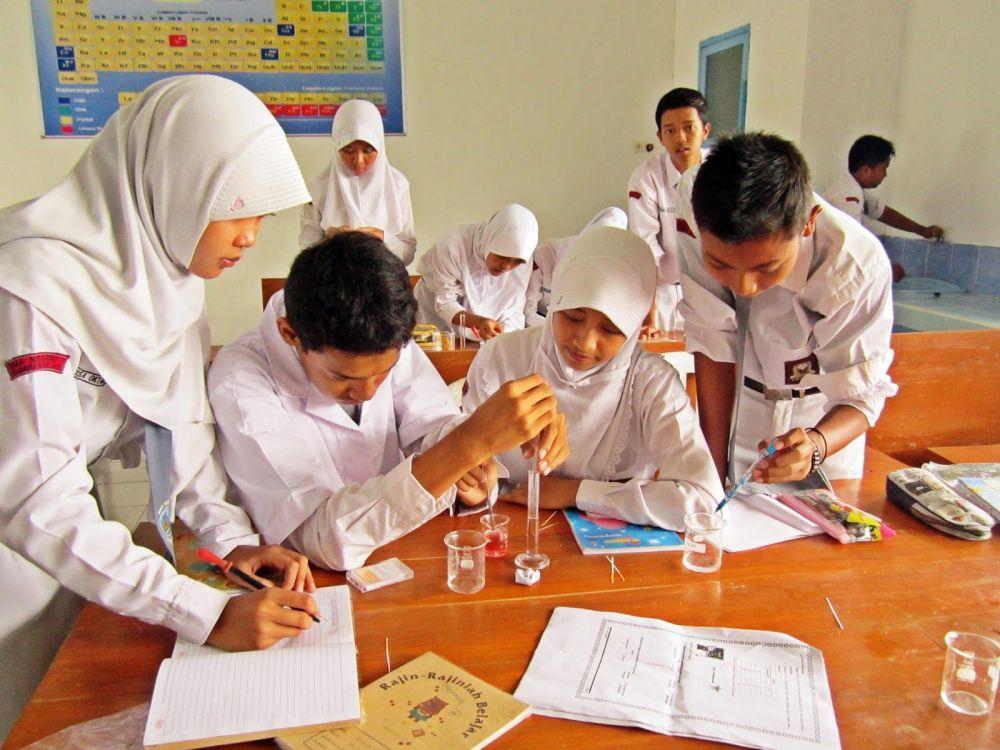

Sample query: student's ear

[276,316,300,347]
[702,121,712,139]
[801,205,823,238]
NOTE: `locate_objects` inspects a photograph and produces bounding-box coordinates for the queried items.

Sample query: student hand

[325,225,352,238]
[522,411,570,475]
[922,225,944,241]
[225,545,316,593]
[752,428,815,483]
[639,323,664,340]
[456,459,498,506]
[357,226,385,240]
[499,474,580,509]
[206,587,317,651]
[476,317,504,340]
[468,374,558,455]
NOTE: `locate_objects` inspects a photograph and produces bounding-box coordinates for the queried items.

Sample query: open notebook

[144,585,361,750]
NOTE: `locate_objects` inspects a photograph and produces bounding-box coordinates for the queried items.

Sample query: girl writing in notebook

[414,204,537,341]
[0,76,319,665]
[299,99,417,264]
[464,226,722,530]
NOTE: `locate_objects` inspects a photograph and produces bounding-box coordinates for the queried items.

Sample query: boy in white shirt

[678,133,897,483]
[824,135,944,240]
[209,232,568,571]
[627,88,711,334]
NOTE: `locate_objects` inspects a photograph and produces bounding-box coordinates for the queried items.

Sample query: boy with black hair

[627,87,711,334]
[208,232,568,571]
[825,134,944,240]
[677,133,897,484]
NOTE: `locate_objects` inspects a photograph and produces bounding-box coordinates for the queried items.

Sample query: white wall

[1,1,677,344]
[673,0,809,140]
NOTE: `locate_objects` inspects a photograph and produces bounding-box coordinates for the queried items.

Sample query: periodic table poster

[29,0,404,137]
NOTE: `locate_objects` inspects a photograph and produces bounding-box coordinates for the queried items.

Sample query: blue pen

[714,441,778,512]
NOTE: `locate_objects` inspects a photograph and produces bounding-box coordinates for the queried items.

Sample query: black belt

[744,376,820,401]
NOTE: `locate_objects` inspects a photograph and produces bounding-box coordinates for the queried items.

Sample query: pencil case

[777,488,894,543]
[885,468,993,541]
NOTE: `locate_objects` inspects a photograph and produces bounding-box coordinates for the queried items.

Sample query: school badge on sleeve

[4,352,70,380]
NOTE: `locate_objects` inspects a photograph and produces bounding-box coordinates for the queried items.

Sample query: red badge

[628,190,642,200]
[845,196,860,203]
[784,353,819,384]
[676,218,695,238]
[5,352,70,380]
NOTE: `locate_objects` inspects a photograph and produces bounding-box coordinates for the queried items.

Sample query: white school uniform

[0,75,310,658]
[208,291,468,572]
[823,171,885,225]
[626,150,706,331]
[299,99,416,264]
[677,188,897,480]
[524,207,627,327]
[414,204,537,340]
[465,227,721,531]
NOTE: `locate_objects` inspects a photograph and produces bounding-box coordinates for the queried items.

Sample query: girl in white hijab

[414,204,538,341]
[524,206,627,327]
[0,76,319,670]
[464,226,722,529]
[299,99,416,264]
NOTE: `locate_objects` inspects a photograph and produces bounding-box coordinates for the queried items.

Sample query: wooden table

[927,444,1000,465]
[6,449,998,750]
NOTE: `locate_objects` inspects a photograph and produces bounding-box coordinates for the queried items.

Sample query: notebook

[563,508,683,554]
[277,651,530,750]
[144,585,361,750]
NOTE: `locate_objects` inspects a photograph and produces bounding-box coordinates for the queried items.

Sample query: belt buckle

[763,387,794,402]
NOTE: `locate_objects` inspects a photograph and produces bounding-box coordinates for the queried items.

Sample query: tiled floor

[90,458,149,532]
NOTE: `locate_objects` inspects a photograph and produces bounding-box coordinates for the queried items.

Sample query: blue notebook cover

[563,508,683,555]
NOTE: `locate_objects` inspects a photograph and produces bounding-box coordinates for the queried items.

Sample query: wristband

[805,428,827,472]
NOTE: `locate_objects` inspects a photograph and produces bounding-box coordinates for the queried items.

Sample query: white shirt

[208,292,466,571]
[823,171,885,224]
[0,290,253,646]
[414,222,532,338]
[627,152,706,328]
[298,167,417,265]
[464,326,721,531]
[523,236,572,327]
[677,195,898,478]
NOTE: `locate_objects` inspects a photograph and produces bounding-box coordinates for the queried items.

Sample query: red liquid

[484,529,509,557]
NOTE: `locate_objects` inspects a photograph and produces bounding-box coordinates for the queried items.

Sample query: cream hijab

[531,226,657,480]
[309,99,405,235]
[0,75,309,428]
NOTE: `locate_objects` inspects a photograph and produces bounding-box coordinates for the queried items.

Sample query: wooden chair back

[867,329,1000,464]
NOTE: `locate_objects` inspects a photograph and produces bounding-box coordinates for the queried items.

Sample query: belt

[744,376,820,401]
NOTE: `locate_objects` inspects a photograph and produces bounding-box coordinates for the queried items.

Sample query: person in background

[414,204,537,341]
[465,226,721,530]
[627,87,711,335]
[524,207,627,327]
[209,233,568,571]
[299,99,417,264]
[678,133,897,485]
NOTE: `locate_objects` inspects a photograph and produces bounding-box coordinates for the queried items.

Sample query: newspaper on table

[515,607,840,750]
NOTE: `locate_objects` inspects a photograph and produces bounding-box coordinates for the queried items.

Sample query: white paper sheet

[723,492,822,552]
[145,585,360,748]
[514,607,841,750]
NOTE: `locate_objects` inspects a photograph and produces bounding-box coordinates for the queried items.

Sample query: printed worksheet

[515,607,840,750]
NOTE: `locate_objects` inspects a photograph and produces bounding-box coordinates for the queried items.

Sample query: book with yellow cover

[277,652,531,750]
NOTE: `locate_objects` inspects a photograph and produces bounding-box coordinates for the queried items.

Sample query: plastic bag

[22,702,148,750]
[777,488,894,543]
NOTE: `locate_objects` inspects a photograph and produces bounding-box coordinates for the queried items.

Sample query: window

[698,24,750,135]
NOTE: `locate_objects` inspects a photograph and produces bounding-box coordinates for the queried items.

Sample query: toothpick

[385,637,391,673]
[825,597,845,630]
[541,511,558,527]
[605,555,624,583]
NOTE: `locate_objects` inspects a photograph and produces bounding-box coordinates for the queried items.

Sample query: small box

[347,558,413,593]
[515,567,540,586]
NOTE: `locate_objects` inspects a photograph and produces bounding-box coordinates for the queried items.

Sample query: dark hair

[848,135,895,173]
[655,87,709,128]
[283,232,416,353]
[691,132,812,243]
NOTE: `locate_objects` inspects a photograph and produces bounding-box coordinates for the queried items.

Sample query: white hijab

[531,226,656,480]
[309,99,405,236]
[0,75,309,428]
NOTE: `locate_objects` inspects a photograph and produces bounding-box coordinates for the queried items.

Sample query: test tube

[515,467,550,570]
[458,312,467,349]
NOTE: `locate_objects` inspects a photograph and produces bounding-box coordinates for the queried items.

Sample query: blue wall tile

[879,236,904,265]
[975,247,1000,295]
[925,242,952,280]
[948,244,980,290]
[900,239,929,277]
